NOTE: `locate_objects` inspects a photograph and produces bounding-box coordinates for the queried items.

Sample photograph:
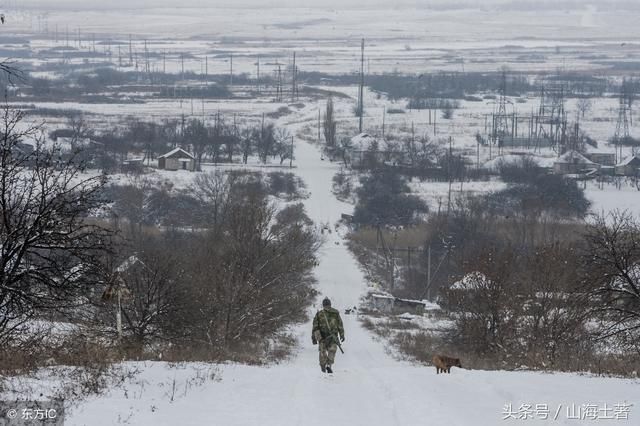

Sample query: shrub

[353,169,428,226]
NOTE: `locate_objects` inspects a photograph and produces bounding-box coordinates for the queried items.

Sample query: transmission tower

[492,69,511,147]
[533,83,567,153]
[615,80,632,141]
[615,79,632,160]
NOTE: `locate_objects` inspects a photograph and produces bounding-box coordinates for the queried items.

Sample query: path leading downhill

[69,118,639,426]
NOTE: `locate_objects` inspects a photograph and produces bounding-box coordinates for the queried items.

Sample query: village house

[553,150,600,175]
[615,155,640,176]
[157,147,196,171]
[585,151,616,167]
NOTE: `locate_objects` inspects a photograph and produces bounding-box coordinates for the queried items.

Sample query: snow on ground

[8,5,640,76]
[59,110,640,426]
[409,178,508,211]
[585,180,640,218]
[2,9,639,419]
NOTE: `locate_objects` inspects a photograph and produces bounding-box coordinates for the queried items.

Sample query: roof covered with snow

[450,271,492,290]
[483,154,554,171]
[158,147,195,159]
[616,155,640,167]
[554,150,596,165]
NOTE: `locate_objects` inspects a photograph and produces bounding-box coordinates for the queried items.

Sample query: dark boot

[326,365,333,374]
[321,364,326,373]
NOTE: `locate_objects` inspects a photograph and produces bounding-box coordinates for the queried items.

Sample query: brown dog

[432,355,462,374]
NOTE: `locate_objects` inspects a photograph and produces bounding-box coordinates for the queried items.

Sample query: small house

[11,142,35,158]
[158,148,196,171]
[586,151,616,167]
[370,293,395,313]
[553,150,599,175]
[369,293,432,314]
[615,155,640,176]
[122,157,145,174]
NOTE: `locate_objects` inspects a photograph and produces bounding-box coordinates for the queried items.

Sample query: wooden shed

[158,148,196,171]
[615,155,640,176]
[553,150,599,175]
[586,151,616,167]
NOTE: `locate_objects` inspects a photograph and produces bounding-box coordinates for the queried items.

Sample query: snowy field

[3,103,637,426]
[69,134,640,425]
[1,4,640,425]
[2,4,640,76]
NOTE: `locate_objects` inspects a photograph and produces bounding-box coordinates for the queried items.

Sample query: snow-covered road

[69,120,639,426]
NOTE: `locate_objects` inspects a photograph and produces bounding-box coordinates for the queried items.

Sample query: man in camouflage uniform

[312,297,345,373]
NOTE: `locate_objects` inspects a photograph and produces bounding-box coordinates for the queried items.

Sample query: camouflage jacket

[312,307,344,340]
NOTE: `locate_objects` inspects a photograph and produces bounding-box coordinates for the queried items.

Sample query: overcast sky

[12,1,633,11]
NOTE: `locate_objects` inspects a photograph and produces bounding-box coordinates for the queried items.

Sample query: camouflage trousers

[318,337,338,367]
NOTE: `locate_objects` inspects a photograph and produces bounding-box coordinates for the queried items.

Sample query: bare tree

[0,60,24,85]
[191,170,231,227]
[583,211,640,344]
[576,97,593,119]
[184,118,208,170]
[404,134,440,169]
[518,244,587,367]
[115,235,185,349]
[181,190,319,351]
[274,127,293,165]
[68,113,93,151]
[239,126,254,164]
[444,248,520,357]
[0,105,111,344]
[323,97,337,147]
[256,122,276,164]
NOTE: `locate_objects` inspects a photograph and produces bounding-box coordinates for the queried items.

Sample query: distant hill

[15,0,640,12]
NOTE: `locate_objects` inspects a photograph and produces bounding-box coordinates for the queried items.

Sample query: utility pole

[426,245,432,299]
[291,52,297,102]
[477,131,480,170]
[230,53,233,86]
[447,136,453,216]
[382,106,386,139]
[411,121,415,147]
[290,136,294,168]
[318,108,321,143]
[129,34,133,65]
[116,289,123,340]
[358,38,365,133]
[276,64,283,102]
[434,108,437,136]
[144,39,150,75]
[256,56,260,94]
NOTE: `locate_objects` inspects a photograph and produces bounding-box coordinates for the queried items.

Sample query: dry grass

[359,311,640,377]
[348,224,432,250]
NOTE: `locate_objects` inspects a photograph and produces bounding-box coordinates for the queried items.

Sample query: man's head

[322,297,331,308]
